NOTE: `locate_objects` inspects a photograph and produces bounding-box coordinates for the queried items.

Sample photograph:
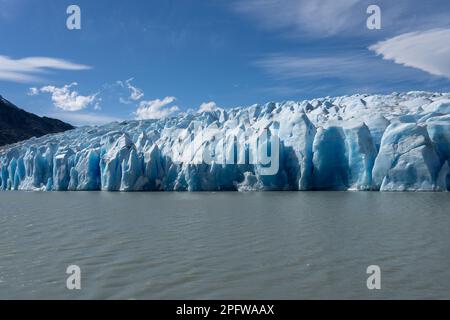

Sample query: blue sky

[1,0,450,125]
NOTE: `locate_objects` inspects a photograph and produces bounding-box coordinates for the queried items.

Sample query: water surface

[0,192,449,299]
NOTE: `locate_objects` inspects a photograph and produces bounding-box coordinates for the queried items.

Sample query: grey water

[0,192,450,300]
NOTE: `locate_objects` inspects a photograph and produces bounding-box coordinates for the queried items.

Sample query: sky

[1,0,450,126]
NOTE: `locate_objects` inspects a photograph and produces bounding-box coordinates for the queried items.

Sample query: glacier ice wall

[1,92,450,192]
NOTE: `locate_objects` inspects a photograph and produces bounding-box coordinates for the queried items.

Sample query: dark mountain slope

[0,95,74,146]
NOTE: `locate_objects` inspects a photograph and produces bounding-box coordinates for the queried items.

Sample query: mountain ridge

[0,95,74,147]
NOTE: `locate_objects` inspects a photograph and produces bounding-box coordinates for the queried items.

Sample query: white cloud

[369,28,450,79]
[135,96,179,120]
[117,78,144,103]
[0,55,91,83]
[94,98,102,111]
[119,97,132,105]
[34,82,99,112]
[27,87,39,96]
[198,101,218,113]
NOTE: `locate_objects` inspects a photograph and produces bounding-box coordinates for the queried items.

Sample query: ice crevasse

[1,92,450,192]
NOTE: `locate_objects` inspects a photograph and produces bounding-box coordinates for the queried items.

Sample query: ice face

[1,92,449,191]
[372,123,441,191]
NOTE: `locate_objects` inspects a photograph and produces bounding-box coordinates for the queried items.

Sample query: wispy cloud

[252,51,445,95]
[117,78,144,103]
[233,0,364,37]
[29,82,99,112]
[255,53,392,81]
[0,55,91,83]
[370,28,450,79]
[134,96,179,120]
[233,0,450,38]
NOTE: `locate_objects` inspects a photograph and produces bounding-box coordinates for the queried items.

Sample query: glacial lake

[0,191,450,299]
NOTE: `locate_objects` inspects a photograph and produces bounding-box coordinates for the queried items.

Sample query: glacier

[1,91,450,192]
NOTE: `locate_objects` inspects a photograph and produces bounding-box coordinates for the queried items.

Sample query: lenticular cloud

[370,28,450,79]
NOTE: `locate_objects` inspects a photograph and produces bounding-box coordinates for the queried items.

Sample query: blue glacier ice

[1,91,449,192]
